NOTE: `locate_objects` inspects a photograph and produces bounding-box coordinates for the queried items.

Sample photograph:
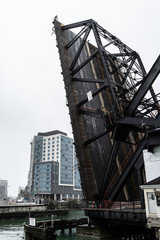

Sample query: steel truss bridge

[53,18,160,205]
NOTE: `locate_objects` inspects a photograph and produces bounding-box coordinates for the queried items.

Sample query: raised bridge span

[53,18,160,204]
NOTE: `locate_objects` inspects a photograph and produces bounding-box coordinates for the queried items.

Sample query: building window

[157,196,160,206]
[48,157,50,160]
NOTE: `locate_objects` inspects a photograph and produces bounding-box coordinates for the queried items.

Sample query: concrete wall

[143,146,160,182]
[0,204,47,214]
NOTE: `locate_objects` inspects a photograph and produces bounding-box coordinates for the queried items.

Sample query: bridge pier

[69,223,72,234]
[77,223,156,240]
[25,232,32,240]
[77,224,112,239]
[24,218,88,239]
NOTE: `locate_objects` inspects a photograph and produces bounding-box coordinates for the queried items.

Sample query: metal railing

[87,200,142,211]
[85,200,146,224]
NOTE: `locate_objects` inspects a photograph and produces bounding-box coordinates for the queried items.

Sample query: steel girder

[53,18,160,202]
[103,137,146,200]
[125,55,160,116]
[58,19,160,124]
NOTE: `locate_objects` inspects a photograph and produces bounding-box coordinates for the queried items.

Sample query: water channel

[0,210,143,240]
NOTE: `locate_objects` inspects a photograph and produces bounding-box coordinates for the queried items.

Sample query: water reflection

[0,219,25,240]
[0,211,134,240]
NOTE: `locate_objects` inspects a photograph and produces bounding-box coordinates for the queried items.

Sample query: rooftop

[38,130,67,137]
[144,176,160,186]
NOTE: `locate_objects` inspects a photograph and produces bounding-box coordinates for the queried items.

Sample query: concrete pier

[77,224,112,239]
[77,224,156,239]
[0,204,68,220]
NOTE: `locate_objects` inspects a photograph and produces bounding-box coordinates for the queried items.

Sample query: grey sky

[0,0,160,197]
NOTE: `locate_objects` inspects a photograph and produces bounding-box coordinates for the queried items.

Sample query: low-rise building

[141,177,160,239]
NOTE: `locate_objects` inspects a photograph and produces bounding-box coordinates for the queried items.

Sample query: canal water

[0,210,139,240]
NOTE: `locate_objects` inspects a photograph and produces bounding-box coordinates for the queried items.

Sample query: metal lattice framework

[53,18,160,202]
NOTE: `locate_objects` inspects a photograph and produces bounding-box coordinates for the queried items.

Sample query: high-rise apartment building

[28,130,82,201]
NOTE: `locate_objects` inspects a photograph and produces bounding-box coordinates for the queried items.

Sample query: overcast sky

[0,0,160,197]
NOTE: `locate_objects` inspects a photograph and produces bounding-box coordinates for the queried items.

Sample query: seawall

[0,204,68,220]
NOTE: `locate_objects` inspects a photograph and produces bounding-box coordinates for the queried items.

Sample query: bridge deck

[85,208,146,227]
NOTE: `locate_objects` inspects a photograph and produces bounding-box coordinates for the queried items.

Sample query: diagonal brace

[125,55,160,116]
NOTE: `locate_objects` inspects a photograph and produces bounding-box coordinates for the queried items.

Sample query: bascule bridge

[53,18,160,207]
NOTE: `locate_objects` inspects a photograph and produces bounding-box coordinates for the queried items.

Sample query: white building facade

[141,177,160,239]
[143,146,160,182]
